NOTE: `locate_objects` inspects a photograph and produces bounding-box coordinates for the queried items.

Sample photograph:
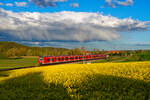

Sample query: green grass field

[92,55,150,63]
[0,57,38,70]
[0,62,150,100]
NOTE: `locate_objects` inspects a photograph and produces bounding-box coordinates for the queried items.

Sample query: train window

[47,58,50,62]
[62,57,64,60]
[58,58,61,61]
[52,58,55,61]
[65,57,68,60]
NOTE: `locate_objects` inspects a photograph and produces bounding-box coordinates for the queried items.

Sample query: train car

[38,54,107,65]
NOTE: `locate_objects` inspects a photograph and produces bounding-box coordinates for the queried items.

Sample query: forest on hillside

[0,41,101,58]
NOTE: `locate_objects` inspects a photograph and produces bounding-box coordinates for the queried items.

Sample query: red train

[38,54,107,65]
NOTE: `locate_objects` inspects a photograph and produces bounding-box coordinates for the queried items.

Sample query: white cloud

[70,3,79,8]
[52,0,67,2]
[0,9,149,42]
[15,2,27,7]
[0,2,3,6]
[104,0,134,8]
[117,0,133,6]
[105,0,112,3]
[6,3,13,7]
[29,0,67,7]
[104,0,116,8]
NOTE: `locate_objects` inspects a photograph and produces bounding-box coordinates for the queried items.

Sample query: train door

[55,57,58,62]
[58,57,61,62]
[51,57,55,63]
[75,56,78,60]
[65,56,68,62]
[62,57,64,62]
[43,57,46,64]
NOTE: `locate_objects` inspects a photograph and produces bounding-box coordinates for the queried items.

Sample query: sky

[0,0,150,50]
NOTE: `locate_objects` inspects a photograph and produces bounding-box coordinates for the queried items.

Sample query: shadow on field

[0,72,71,100]
[0,73,150,100]
[71,74,150,100]
[0,72,9,77]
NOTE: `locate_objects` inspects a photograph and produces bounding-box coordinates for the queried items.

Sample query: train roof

[39,54,106,58]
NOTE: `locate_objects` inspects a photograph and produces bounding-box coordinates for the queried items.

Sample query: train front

[38,56,44,65]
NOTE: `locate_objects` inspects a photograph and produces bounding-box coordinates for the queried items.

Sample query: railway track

[0,62,68,72]
[0,58,101,72]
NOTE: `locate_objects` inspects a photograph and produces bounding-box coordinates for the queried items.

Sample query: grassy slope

[92,55,150,63]
[0,57,38,70]
[0,62,150,100]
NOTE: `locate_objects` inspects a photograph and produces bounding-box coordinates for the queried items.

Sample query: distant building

[107,50,126,54]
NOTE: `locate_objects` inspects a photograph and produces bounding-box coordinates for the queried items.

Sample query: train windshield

[39,58,43,61]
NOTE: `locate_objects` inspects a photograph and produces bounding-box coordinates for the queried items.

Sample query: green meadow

[0,57,38,70]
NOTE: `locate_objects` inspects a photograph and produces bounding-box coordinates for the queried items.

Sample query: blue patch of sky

[0,0,150,50]
[0,0,149,20]
[0,0,150,21]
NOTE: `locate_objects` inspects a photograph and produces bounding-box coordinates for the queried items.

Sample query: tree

[27,49,32,56]
[92,48,100,54]
[81,46,86,55]
[6,48,17,57]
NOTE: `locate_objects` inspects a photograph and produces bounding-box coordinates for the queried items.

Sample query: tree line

[0,41,103,58]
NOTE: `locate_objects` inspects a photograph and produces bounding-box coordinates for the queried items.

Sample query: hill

[0,41,70,58]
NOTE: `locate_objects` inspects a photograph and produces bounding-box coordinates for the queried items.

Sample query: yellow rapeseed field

[0,61,150,100]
